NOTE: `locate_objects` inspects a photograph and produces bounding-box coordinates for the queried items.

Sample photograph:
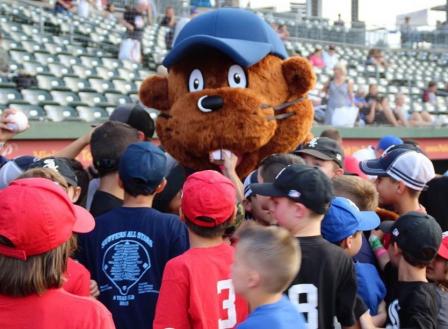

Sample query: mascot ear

[139,76,170,112]
[282,56,316,97]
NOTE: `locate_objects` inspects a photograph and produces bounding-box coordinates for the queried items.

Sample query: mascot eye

[228,65,247,88]
[188,69,204,92]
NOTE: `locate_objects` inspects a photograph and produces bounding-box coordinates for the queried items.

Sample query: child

[153,170,249,329]
[0,178,114,329]
[426,233,448,329]
[232,222,306,329]
[77,142,189,329]
[251,164,358,328]
[321,197,386,326]
[294,137,344,178]
[380,212,442,328]
[359,147,435,215]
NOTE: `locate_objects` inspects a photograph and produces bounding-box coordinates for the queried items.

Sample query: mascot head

[140,8,316,177]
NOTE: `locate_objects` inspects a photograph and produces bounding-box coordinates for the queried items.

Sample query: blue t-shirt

[355,262,386,316]
[76,207,189,329]
[237,296,306,329]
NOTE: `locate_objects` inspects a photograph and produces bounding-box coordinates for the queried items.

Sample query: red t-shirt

[0,288,115,329]
[63,257,91,297]
[153,243,249,329]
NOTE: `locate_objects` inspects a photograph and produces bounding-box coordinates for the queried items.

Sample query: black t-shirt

[286,236,357,329]
[90,190,123,217]
[387,281,438,329]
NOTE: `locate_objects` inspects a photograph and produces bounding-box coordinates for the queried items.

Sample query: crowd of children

[0,105,447,329]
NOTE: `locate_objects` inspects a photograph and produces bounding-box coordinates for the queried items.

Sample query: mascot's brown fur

[139,48,315,177]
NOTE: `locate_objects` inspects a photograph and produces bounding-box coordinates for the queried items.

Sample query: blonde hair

[235,222,301,293]
[18,168,68,191]
[332,175,378,211]
[333,62,347,76]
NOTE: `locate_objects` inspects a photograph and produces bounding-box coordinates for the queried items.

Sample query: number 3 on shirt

[288,284,318,329]
[217,279,237,329]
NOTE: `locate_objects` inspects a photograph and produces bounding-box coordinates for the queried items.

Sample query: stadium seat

[112,79,138,94]
[0,88,26,104]
[36,75,66,91]
[44,105,80,122]
[88,79,115,93]
[63,77,93,92]
[8,103,46,120]
[77,106,109,122]
[50,91,85,107]
[48,63,74,77]
[21,89,57,106]
[9,50,34,63]
[78,92,109,107]
[104,93,133,106]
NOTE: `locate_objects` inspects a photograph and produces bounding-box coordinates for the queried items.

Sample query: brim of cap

[378,220,395,233]
[72,205,95,233]
[163,35,272,68]
[439,238,448,260]
[357,211,381,231]
[295,149,333,161]
[359,158,387,176]
[250,183,286,198]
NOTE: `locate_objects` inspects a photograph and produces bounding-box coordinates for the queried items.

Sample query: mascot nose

[198,95,224,113]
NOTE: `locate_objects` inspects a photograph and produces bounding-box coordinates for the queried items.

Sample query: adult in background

[394,93,433,127]
[308,47,325,68]
[323,45,338,70]
[322,63,354,125]
[0,33,9,76]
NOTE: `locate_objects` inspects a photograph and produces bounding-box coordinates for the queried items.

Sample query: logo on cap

[392,228,400,237]
[288,190,301,198]
[43,159,59,171]
[308,138,319,148]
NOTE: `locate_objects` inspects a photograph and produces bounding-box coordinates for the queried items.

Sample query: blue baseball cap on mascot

[163,8,288,68]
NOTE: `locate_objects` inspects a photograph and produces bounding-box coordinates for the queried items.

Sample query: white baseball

[6,111,29,132]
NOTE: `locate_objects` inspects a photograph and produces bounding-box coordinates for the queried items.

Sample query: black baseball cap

[295,137,344,168]
[380,212,442,263]
[109,103,155,140]
[29,157,78,187]
[250,164,334,214]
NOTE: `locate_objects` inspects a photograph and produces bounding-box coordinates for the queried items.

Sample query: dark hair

[0,236,70,297]
[184,217,233,239]
[64,158,90,207]
[401,248,436,268]
[420,176,448,231]
[91,121,139,177]
[122,177,157,197]
[320,128,341,142]
[428,81,437,88]
[259,153,304,183]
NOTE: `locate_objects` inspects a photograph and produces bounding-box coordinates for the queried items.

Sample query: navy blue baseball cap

[163,8,288,68]
[119,142,167,193]
[322,197,380,243]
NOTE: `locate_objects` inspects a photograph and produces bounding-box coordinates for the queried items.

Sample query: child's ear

[242,199,252,213]
[396,181,407,195]
[155,179,167,194]
[343,236,353,250]
[247,270,261,289]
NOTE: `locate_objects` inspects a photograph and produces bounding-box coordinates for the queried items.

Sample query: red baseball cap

[343,155,367,179]
[438,235,448,260]
[0,178,95,260]
[181,170,236,228]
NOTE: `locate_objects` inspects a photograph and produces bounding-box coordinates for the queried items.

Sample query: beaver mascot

[139,8,316,177]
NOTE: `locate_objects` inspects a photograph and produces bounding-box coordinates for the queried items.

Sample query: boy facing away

[153,170,248,329]
[251,164,358,329]
[232,222,306,329]
[77,142,189,329]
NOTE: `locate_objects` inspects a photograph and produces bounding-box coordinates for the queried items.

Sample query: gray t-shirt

[437,286,448,329]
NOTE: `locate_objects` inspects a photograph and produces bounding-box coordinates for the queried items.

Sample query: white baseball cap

[360,149,435,191]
